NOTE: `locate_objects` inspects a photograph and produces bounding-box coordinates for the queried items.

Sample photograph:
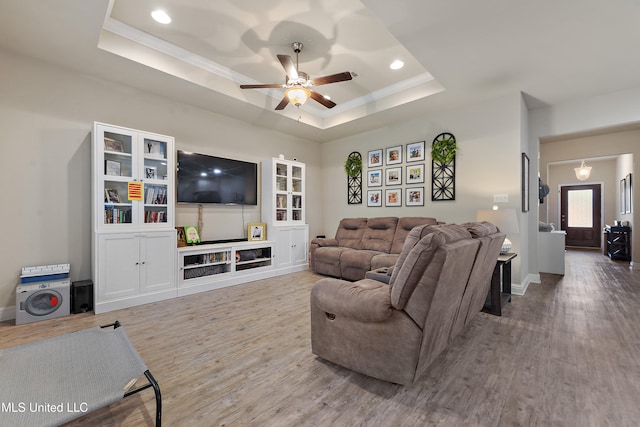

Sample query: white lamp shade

[286,87,310,106]
[477,208,519,253]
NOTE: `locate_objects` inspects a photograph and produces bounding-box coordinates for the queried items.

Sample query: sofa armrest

[310,237,338,247]
[311,278,393,322]
[364,267,393,284]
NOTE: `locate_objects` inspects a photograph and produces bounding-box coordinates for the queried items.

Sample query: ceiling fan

[240,42,356,110]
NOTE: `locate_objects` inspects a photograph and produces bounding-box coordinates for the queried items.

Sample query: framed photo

[367,190,382,207]
[385,189,402,207]
[145,166,157,180]
[368,149,383,168]
[406,164,425,184]
[248,223,266,241]
[406,187,425,206]
[386,145,402,165]
[367,169,382,187]
[620,178,627,214]
[522,153,530,213]
[385,167,402,186]
[184,226,201,244]
[626,173,633,214]
[145,140,165,158]
[176,226,187,247]
[104,188,120,203]
[104,137,124,153]
[105,160,121,176]
[406,141,425,162]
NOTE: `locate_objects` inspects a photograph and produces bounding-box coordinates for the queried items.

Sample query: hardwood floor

[2,249,640,426]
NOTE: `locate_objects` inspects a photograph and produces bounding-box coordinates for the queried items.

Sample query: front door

[560,184,601,247]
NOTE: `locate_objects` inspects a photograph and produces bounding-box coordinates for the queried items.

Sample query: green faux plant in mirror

[344,153,363,177]
[431,134,457,164]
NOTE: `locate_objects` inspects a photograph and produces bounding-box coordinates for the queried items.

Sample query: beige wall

[0,48,322,316]
[532,97,640,267]
[320,93,527,284]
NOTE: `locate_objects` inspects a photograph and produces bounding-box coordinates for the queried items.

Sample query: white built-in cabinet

[262,158,309,274]
[92,122,176,313]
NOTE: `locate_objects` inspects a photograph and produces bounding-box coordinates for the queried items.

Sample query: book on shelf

[145,186,167,205]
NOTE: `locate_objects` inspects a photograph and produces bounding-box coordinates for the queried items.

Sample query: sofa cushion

[314,246,355,278]
[340,250,384,281]
[462,221,498,237]
[360,217,398,253]
[370,253,399,270]
[390,217,439,254]
[390,224,473,309]
[334,218,368,249]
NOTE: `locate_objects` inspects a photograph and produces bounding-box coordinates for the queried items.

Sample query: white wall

[321,93,526,285]
[0,48,322,317]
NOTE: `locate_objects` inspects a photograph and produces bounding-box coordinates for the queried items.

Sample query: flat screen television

[176,151,258,205]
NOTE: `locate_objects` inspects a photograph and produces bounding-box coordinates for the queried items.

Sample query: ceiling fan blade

[310,91,337,109]
[312,72,354,86]
[240,84,283,89]
[277,54,298,80]
[275,96,290,110]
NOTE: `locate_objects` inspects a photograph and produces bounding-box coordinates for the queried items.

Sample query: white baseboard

[511,273,540,296]
[631,261,640,270]
[0,305,16,322]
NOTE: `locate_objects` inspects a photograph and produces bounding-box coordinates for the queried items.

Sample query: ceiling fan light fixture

[574,160,592,181]
[286,87,310,106]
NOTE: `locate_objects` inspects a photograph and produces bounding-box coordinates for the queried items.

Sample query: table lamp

[477,207,519,253]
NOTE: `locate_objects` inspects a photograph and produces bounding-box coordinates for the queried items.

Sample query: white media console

[177,240,275,297]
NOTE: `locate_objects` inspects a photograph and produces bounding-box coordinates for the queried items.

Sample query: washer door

[24,289,63,316]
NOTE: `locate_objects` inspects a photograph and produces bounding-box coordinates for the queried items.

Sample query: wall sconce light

[574,160,592,181]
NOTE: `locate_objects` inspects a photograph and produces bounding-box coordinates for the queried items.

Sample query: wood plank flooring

[2,249,640,426]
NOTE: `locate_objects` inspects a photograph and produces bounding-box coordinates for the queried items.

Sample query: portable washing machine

[16,264,71,325]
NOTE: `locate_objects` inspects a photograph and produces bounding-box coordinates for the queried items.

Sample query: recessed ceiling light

[390,59,404,70]
[151,10,172,24]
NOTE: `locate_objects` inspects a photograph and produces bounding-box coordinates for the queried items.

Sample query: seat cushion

[340,250,384,281]
[360,217,399,253]
[334,218,368,249]
[314,246,354,278]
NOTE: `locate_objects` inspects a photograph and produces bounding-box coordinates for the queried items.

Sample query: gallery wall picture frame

[406,141,425,162]
[368,149,383,168]
[522,153,530,212]
[385,189,402,207]
[625,173,633,214]
[406,164,425,184]
[386,145,402,165]
[248,223,266,241]
[385,167,402,186]
[406,187,425,206]
[367,190,382,207]
[367,169,382,187]
[620,178,627,214]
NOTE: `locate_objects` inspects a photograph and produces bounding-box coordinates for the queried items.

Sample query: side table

[482,252,517,316]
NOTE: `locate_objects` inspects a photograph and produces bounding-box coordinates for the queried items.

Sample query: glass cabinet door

[275,162,288,223]
[142,136,170,224]
[102,129,135,225]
